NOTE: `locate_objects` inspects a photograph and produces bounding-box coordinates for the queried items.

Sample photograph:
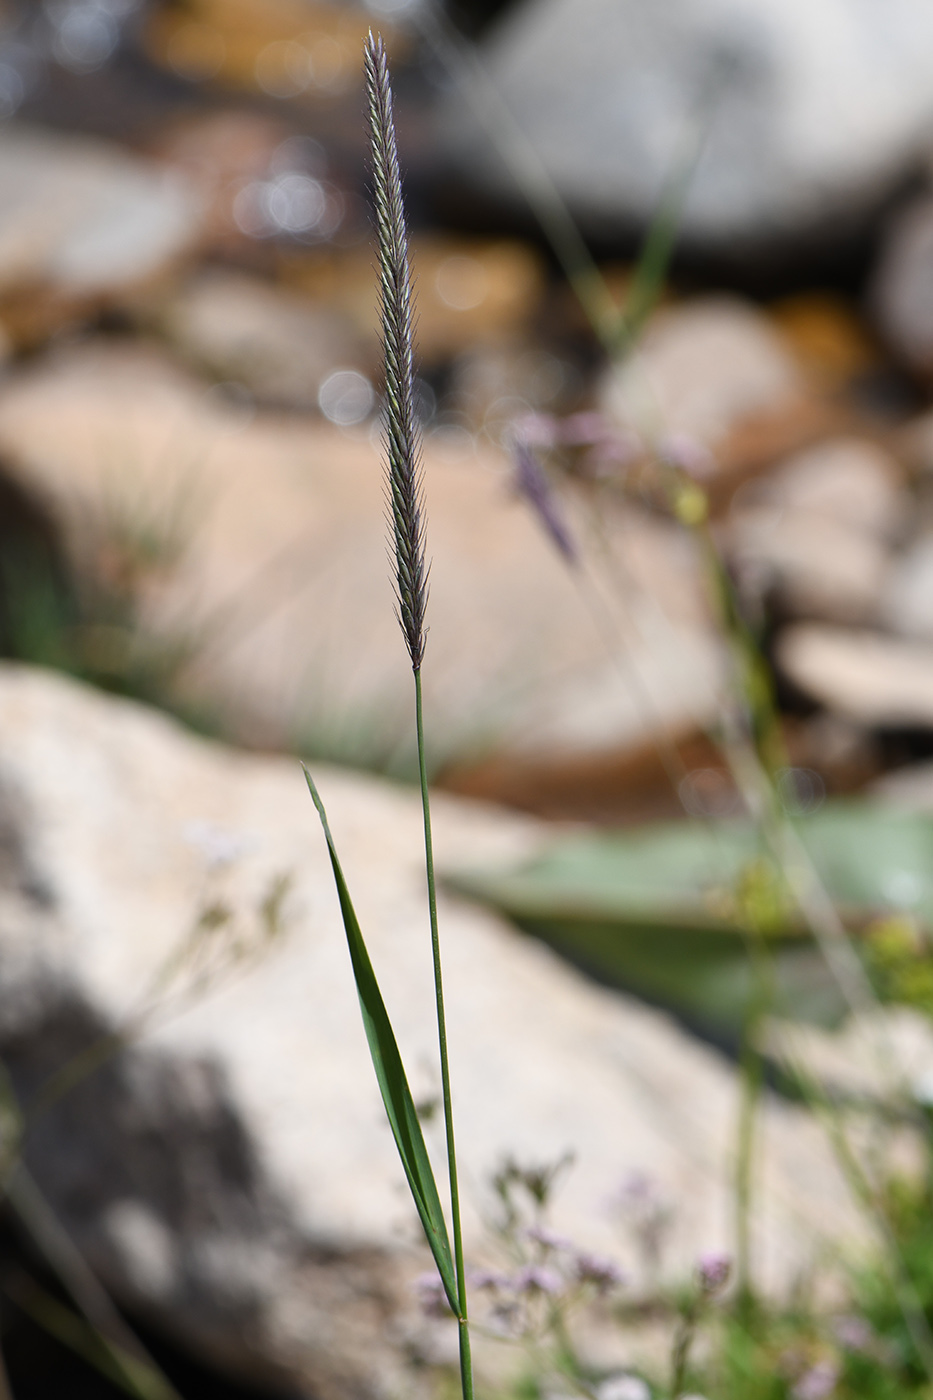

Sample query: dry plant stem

[416,666,473,1394]
[8,1166,182,1400]
[733,949,768,1309]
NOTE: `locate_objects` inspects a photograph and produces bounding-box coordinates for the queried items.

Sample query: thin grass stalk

[416,669,473,1392]
[365,31,473,1394]
[415,0,705,361]
[733,940,769,1311]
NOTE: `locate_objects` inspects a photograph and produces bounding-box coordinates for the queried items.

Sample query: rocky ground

[2,0,933,1395]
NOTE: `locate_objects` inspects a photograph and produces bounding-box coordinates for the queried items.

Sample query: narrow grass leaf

[612,128,700,359]
[6,1275,177,1400]
[303,766,459,1313]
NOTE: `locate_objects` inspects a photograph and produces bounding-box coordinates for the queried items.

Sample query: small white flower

[596,1373,651,1400]
[912,1068,933,1108]
[183,820,255,870]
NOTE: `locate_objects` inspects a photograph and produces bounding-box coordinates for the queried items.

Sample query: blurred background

[3,0,933,814]
[5,0,933,1395]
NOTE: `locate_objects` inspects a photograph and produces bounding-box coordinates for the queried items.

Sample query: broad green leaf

[446,801,933,1040]
[303,767,459,1314]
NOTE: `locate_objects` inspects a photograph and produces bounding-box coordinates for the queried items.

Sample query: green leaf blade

[303,767,459,1315]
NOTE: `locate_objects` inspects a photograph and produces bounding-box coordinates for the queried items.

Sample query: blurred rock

[728,439,905,624]
[145,0,393,98]
[601,295,806,461]
[777,624,933,729]
[441,0,933,253]
[899,405,933,473]
[784,711,879,795]
[770,295,878,393]
[285,236,545,366]
[0,123,204,345]
[152,110,293,258]
[0,664,862,1393]
[871,196,933,378]
[762,1008,933,1106]
[872,755,933,809]
[881,535,933,641]
[161,269,366,410]
[0,340,725,791]
[447,340,579,435]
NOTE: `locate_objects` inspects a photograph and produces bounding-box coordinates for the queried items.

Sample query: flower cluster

[414,1225,627,1340]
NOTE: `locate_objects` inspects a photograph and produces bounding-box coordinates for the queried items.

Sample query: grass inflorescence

[364,31,428,673]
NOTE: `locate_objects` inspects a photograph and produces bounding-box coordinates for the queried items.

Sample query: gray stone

[872,196,933,377]
[776,623,933,728]
[762,1008,933,1107]
[442,0,933,252]
[0,664,862,1393]
[872,755,933,809]
[881,535,933,640]
[0,340,727,778]
[600,296,803,457]
[161,270,367,410]
[728,439,905,624]
[0,124,203,307]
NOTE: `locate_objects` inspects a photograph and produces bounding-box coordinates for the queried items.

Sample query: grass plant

[304,30,474,1400]
[2,16,933,1400]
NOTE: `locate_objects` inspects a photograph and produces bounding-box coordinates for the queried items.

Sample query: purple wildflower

[556,411,614,446]
[696,1250,732,1295]
[832,1315,874,1353]
[791,1360,839,1400]
[467,1267,509,1291]
[573,1251,628,1292]
[524,1223,574,1253]
[511,411,559,450]
[614,1169,674,1270]
[512,1264,563,1296]
[414,1271,452,1319]
[511,435,578,566]
[658,431,714,481]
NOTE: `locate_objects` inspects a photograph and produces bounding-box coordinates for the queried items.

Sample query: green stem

[670,1299,696,1398]
[414,667,473,1399]
[734,999,762,1311]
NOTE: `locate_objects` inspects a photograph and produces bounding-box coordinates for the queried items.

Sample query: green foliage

[864,918,933,1018]
[303,766,460,1315]
[449,801,933,1038]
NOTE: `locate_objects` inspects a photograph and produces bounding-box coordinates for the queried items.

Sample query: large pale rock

[763,1008,933,1106]
[441,0,933,252]
[727,439,905,624]
[0,340,725,780]
[777,624,933,728]
[0,124,203,341]
[871,196,933,377]
[601,296,804,459]
[881,535,933,641]
[160,270,368,410]
[0,665,861,1392]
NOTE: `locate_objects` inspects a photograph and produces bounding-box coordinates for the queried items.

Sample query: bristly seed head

[364,31,427,671]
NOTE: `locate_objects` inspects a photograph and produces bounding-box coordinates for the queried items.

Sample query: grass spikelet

[364,30,427,671]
